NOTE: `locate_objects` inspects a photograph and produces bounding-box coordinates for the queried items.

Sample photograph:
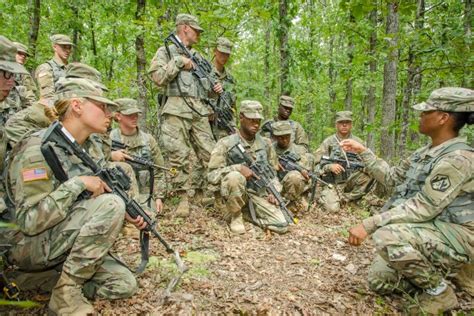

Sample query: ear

[438,112,451,125]
[70,98,83,115]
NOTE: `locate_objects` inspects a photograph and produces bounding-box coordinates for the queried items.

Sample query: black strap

[135,231,150,274]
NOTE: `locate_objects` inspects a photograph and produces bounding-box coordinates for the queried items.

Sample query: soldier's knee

[95,194,126,224]
[285,170,304,184]
[223,171,246,190]
[368,255,399,294]
[95,271,137,300]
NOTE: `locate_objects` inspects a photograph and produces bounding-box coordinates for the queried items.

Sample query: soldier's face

[214,50,230,66]
[54,44,72,61]
[418,110,448,135]
[0,70,15,101]
[274,134,291,149]
[240,115,261,136]
[184,26,201,46]
[16,52,27,65]
[278,105,292,120]
[118,113,139,130]
[336,120,352,136]
[81,98,112,133]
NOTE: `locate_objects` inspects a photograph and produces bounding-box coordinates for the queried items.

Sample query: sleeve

[313,138,332,173]
[207,139,242,185]
[148,47,185,88]
[149,136,166,200]
[35,63,55,99]
[294,122,310,151]
[362,152,473,234]
[12,147,86,235]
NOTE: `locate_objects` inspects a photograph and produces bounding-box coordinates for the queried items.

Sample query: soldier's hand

[213,83,223,94]
[79,176,111,198]
[330,163,345,175]
[267,194,278,205]
[182,57,194,70]
[125,214,148,230]
[301,170,310,181]
[240,165,254,180]
[156,199,163,213]
[348,223,368,246]
[208,112,216,122]
[340,139,366,154]
[111,150,132,162]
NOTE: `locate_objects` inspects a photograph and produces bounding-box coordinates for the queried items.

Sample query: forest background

[0,0,472,162]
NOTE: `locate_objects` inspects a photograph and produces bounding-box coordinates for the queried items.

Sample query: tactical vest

[164,45,210,99]
[227,133,275,193]
[46,60,66,90]
[382,142,474,225]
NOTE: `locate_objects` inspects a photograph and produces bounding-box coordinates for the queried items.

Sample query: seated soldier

[6,77,143,314]
[208,100,289,235]
[314,110,375,212]
[271,121,311,214]
[110,98,166,213]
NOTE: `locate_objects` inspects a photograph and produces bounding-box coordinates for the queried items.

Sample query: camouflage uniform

[35,34,73,101]
[260,96,310,152]
[314,111,373,212]
[148,14,216,201]
[208,101,288,234]
[110,98,166,207]
[12,42,37,105]
[360,88,473,310]
[7,78,137,314]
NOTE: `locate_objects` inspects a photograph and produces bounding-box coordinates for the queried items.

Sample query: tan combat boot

[49,272,95,316]
[175,193,190,218]
[408,283,458,315]
[229,213,245,234]
[454,263,474,296]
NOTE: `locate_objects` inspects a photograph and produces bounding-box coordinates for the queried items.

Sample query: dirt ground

[9,200,474,315]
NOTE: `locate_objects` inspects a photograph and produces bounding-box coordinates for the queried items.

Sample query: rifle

[228,143,296,225]
[41,122,187,279]
[164,33,236,133]
[111,140,177,175]
[319,153,365,184]
[278,152,333,212]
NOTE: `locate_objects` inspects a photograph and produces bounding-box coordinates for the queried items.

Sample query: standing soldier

[110,98,166,212]
[35,34,73,102]
[314,111,374,212]
[208,100,289,235]
[12,41,37,105]
[148,14,221,217]
[260,95,310,152]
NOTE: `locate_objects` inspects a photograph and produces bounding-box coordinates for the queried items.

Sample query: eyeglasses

[87,98,111,114]
[0,70,14,80]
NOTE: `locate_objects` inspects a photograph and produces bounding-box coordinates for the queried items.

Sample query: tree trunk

[380,1,399,161]
[263,21,272,118]
[28,0,41,59]
[344,14,355,111]
[464,0,472,87]
[135,0,149,129]
[71,4,80,62]
[366,8,377,151]
[278,0,290,95]
[89,11,98,66]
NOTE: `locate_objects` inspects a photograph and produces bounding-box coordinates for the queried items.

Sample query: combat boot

[454,263,474,296]
[49,271,95,316]
[408,283,458,315]
[229,213,245,234]
[176,193,190,218]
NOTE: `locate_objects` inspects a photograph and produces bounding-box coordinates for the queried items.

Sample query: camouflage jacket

[110,128,166,200]
[35,56,67,100]
[361,137,473,257]
[15,72,37,106]
[261,118,309,152]
[5,101,50,147]
[9,128,107,236]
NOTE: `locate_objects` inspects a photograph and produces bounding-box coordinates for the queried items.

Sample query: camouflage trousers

[220,171,288,233]
[281,170,308,202]
[160,113,215,193]
[8,193,137,300]
[319,170,373,212]
[368,221,470,294]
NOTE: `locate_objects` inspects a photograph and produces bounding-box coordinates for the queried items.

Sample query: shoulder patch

[430,174,451,192]
[22,167,49,182]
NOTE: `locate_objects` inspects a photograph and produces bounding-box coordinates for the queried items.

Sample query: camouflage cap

[335,111,353,122]
[413,87,474,113]
[55,77,117,108]
[114,98,142,115]
[240,100,263,119]
[176,14,204,32]
[0,36,28,74]
[65,62,107,91]
[216,37,232,54]
[279,95,295,108]
[272,121,292,136]
[50,34,74,46]
[13,42,31,56]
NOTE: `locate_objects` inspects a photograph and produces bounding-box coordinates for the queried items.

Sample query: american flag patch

[22,168,48,182]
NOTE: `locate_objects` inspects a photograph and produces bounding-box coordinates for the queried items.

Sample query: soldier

[35,34,73,101]
[260,95,310,152]
[110,98,166,212]
[314,111,374,212]
[343,88,474,314]
[13,41,37,105]
[272,121,311,214]
[148,14,222,217]
[208,100,289,235]
[7,77,141,315]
